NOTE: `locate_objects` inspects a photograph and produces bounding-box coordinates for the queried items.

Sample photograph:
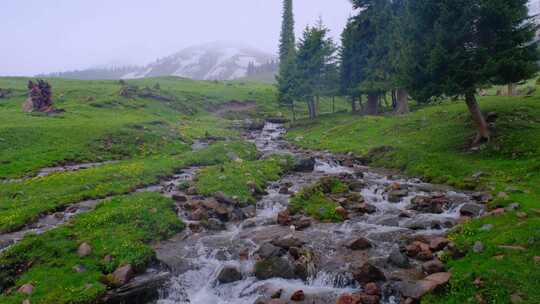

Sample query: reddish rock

[17,284,34,295]
[406,241,430,257]
[489,208,506,216]
[336,206,349,219]
[112,264,135,286]
[533,256,540,263]
[190,208,207,221]
[293,217,312,230]
[358,293,380,304]
[399,272,451,300]
[422,259,445,274]
[77,242,92,257]
[290,290,305,301]
[277,210,292,226]
[352,263,386,284]
[347,238,372,251]
[103,255,113,263]
[336,293,360,304]
[416,249,434,261]
[429,237,449,251]
[22,300,31,304]
[364,282,380,296]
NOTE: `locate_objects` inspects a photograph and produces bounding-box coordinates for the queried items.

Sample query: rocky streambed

[141,123,487,304]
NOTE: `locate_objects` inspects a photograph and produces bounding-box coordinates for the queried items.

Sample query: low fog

[0,0,353,76]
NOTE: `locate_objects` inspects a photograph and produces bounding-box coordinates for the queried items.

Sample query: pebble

[473,241,485,253]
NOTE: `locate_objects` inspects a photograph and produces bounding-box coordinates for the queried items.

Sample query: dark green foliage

[277,0,297,107]
[293,22,338,119]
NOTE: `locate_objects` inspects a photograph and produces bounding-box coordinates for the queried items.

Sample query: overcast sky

[0,0,353,76]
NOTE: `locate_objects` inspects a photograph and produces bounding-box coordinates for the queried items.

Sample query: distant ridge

[41,42,277,81]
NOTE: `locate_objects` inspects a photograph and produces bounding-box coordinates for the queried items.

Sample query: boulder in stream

[350,263,386,284]
[254,257,297,280]
[292,157,316,172]
[217,266,243,284]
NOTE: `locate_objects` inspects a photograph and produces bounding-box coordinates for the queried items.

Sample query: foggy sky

[0,0,353,76]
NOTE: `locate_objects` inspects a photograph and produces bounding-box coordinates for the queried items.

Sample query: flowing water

[153,123,483,304]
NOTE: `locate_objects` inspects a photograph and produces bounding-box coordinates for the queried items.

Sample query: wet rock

[217,266,243,284]
[271,236,305,250]
[429,237,450,252]
[388,246,410,268]
[417,249,434,261]
[336,293,360,304]
[422,259,445,274]
[473,241,485,253]
[351,263,386,284]
[292,217,311,230]
[346,238,372,251]
[256,243,283,259]
[241,205,256,218]
[203,218,226,231]
[399,272,451,300]
[279,186,291,195]
[406,241,430,257]
[375,216,400,227]
[277,210,292,226]
[364,282,381,296]
[388,189,409,203]
[17,284,34,294]
[190,208,207,221]
[78,242,92,257]
[254,257,296,280]
[292,157,316,172]
[409,196,445,214]
[186,187,198,195]
[271,289,283,299]
[290,290,305,301]
[172,194,187,202]
[358,293,380,304]
[349,181,366,192]
[241,218,257,229]
[460,203,484,217]
[112,265,135,286]
[214,192,236,205]
[472,192,493,203]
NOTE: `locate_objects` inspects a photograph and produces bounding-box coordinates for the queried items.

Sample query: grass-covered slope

[0,141,255,233]
[0,77,276,179]
[0,192,183,304]
[287,95,540,303]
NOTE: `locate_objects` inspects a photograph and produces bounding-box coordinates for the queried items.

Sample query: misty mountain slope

[136,42,276,80]
[43,42,277,81]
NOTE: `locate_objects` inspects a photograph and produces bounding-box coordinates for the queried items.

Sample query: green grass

[289,177,349,222]
[195,156,292,204]
[0,77,277,179]
[0,141,256,233]
[287,95,540,303]
[0,192,184,304]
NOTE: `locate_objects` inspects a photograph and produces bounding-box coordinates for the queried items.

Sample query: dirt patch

[211,100,258,116]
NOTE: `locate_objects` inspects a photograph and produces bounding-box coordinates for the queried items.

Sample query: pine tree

[425,0,538,143]
[276,0,297,112]
[293,23,337,119]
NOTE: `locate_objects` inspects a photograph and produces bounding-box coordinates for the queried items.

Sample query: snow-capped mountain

[42,42,276,81]
[124,42,276,80]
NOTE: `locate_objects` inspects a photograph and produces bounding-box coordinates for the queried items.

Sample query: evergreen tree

[276,0,297,113]
[424,0,538,143]
[293,23,337,119]
[346,0,394,115]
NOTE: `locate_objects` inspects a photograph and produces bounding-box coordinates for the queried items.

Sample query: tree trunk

[351,96,357,113]
[465,92,490,144]
[332,96,335,113]
[307,98,317,120]
[507,83,516,96]
[391,90,397,110]
[364,93,379,115]
[394,88,410,115]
